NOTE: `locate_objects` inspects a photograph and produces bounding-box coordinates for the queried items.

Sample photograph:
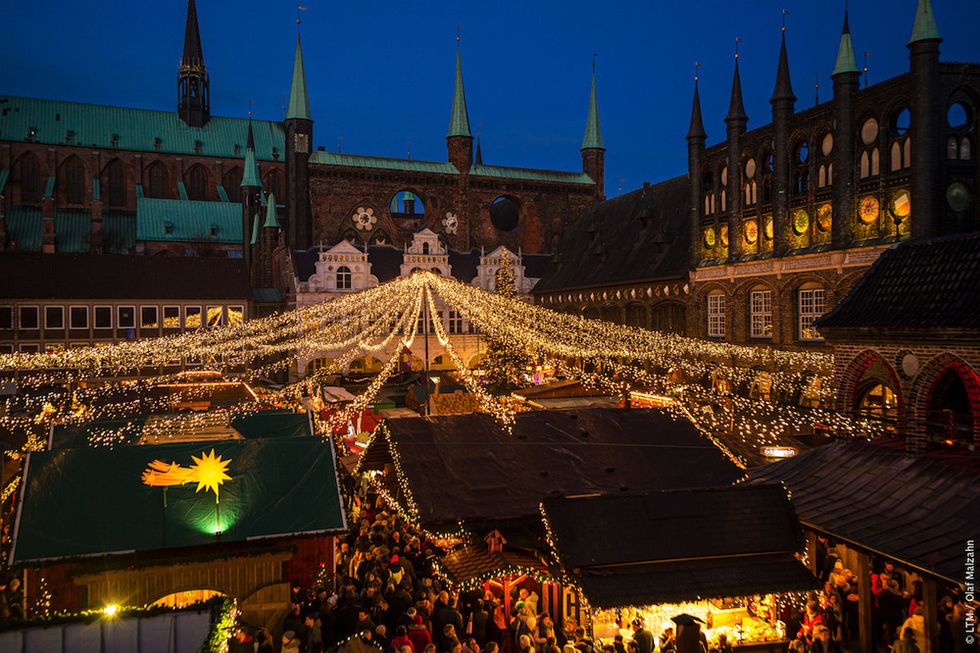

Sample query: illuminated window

[152,590,224,609]
[857,382,899,435]
[336,266,353,289]
[69,306,89,329]
[20,306,39,330]
[118,306,135,329]
[185,306,202,329]
[163,306,181,329]
[94,306,112,329]
[45,306,64,329]
[750,289,772,338]
[927,369,975,448]
[798,286,826,341]
[448,310,463,334]
[207,306,223,327]
[141,306,159,329]
[706,293,725,338]
[227,305,244,326]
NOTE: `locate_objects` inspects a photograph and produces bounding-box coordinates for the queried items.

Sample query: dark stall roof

[534,176,691,292]
[746,440,980,583]
[817,233,980,337]
[541,485,817,607]
[359,408,743,529]
[440,543,549,586]
[0,252,250,300]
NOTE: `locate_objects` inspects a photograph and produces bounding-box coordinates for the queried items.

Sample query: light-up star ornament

[141,449,233,502]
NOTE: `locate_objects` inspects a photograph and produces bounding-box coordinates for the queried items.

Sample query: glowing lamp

[103,604,119,617]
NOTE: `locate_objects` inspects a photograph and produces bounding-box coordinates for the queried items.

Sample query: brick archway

[836,349,904,416]
[907,353,980,452]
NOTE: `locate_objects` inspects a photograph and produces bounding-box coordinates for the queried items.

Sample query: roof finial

[734,37,741,61]
[694,60,701,84]
[781,8,789,33]
[592,52,598,75]
[456,24,462,47]
[297,4,306,31]
[815,73,820,105]
[247,98,254,119]
[863,50,871,88]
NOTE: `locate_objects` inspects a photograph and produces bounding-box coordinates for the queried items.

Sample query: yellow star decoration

[141,449,233,502]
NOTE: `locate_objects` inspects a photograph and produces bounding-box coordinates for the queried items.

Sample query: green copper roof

[4,206,137,254]
[0,169,9,194]
[241,125,262,188]
[908,0,941,44]
[581,73,604,150]
[470,164,594,185]
[250,212,259,245]
[263,192,281,229]
[833,11,859,76]
[286,34,312,121]
[0,96,285,161]
[447,48,472,138]
[310,150,459,175]
[136,197,242,243]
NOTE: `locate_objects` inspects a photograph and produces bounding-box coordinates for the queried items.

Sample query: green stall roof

[0,96,285,161]
[12,436,346,563]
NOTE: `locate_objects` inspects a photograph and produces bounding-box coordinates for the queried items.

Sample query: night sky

[3,0,979,196]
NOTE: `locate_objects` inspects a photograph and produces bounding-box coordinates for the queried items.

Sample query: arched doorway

[856,381,900,435]
[926,369,975,448]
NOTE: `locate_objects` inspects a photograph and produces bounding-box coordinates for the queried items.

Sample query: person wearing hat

[282,630,301,653]
[630,618,654,653]
[809,625,842,653]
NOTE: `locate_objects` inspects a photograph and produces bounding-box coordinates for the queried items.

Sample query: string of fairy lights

[0,270,887,458]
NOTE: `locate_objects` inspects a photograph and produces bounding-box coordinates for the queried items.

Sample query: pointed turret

[475,136,484,166]
[241,122,262,189]
[581,73,604,150]
[286,34,312,120]
[770,32,796,104]
[725,59,748,125]
[580,68,605,200]
[832,10,859,76]
[177,0,210,126]
[264,193,282,229]
[447,47,472,138]
[908,0,941,45]
[686,79,707,141]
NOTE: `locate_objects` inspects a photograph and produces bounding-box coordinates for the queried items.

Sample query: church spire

[181,0,204,69]
[581,69,604,150]
[687,75,706,140]
[726,54,748,124]
[833,8,859,76]
[475,136,484,165]
[177,0,209,126]
[908,0,941,44]
[447,43,472,138]
[771,31,796,104]
[286,32,312,120]
[241,121,261,189]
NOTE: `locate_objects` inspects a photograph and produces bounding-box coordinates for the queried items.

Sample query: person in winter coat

[392,625,416,653]
[409,615,434,653]
[809,626,843,653]
[630,619,654,653]
[899,607,927,653]
[890,626,919,653]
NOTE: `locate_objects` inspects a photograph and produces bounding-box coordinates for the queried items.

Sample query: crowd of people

[229,500,971,653]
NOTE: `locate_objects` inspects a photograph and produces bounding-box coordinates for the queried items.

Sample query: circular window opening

[390,190,425,217]
[892,108,911,136]
[861,118,879,145]
[947,102,970,129]
[490,196,519,232]
[821,132,834,157]
[946,182,972,212]
[796,142,809,164]
[744,159,756,179]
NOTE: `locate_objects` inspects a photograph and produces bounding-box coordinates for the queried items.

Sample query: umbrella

[671,614,705,626]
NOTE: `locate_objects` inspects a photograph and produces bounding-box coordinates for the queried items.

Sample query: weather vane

[297,5,307,28]
[592,52,598,75]
[247,98,255,119]
[734,37,741,61]
[781,9,789,32]
[815,74,820,105]
[863,51,872,88]
[456,24,463,45]
[694,61,701,83]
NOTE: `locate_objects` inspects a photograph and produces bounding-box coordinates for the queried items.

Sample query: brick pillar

[41,195,56,254]
[90,198,104,254]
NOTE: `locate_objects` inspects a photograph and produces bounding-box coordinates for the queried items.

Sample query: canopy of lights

[0,272,883,457]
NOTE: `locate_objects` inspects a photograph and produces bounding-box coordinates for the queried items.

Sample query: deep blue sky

[3,1,979,196]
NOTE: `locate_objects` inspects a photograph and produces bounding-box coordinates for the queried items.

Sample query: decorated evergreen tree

[482,250,532,393]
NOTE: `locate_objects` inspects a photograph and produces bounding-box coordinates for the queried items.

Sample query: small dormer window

[66,130,75,144]
[233,144,241,156]
[154,137,162,150]
[27,126,37,140]
[164,222,174,235]
[272,147,280,160]
[194,140,204,155]
[111,133,120,147]
[209,225,219,237]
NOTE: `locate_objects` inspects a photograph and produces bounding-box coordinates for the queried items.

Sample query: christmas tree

[482,250,532,393]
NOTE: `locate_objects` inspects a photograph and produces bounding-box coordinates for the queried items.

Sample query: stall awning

[440,544,549,587]
[746,440,980,583]
[12,437,347,564]
[542,485,818,608]
[578,555,820,608]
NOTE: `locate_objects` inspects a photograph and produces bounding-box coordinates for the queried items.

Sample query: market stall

[541,485,820,652]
